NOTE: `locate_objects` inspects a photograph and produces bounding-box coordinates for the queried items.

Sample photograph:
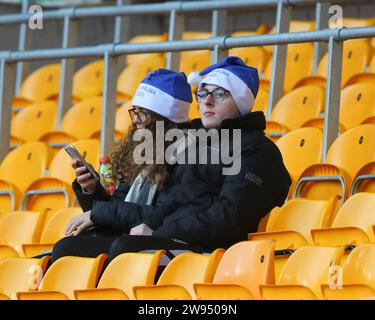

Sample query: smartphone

[64,144,99,178]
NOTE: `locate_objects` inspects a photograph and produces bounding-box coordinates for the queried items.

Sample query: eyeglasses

[128,108,150,122]
[195,87,231,103]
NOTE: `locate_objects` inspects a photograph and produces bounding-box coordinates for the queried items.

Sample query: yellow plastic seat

[127,34,167,65]
[276,127,323,198]
[252,87,269,115]
[133,249,224,300]
[11,101,58,143]
[115,101,133,137]
[0,142,50,213]
[17,254,107,300]
[0,257,50,300]
[339,83,375,130]
[295,124,375,202]
[117,54,166,100]
[194,240,275,300]
[264,43,314,92]
[311,193,375,247]
[72,60,104,101]
[74,251,164,300]
[41,96,103,144]
[228,46,269,72]
[268,85,325,133]
[296,39,371,89]
[261,246,341,300]
[322,244,375,300]
[345,54,375,87]
[350,161,375,195]
[22,207,83,258]
[179,51,211,82]
[15,64,61,103]
[0,211,44,257]
[21,139,100,215]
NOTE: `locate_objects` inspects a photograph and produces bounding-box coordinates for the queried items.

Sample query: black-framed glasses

[195,87,231,103]
[128,107,150,122]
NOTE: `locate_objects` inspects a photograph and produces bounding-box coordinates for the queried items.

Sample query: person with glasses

[106,56,292,257]
[51,69,203,262]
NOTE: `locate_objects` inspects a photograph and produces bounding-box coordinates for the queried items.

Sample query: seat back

[252,87,269,115]
[48,139,100,184]
[116,101,133,135]
[157,249,224,298]
[39,254,107,299]
[0,257,49,299]
[72,60,104,100]
[0,142,50,194]
[326,124,375,180]
[97,251,164,299]
[212,240,275,300]
[61,97,103,140]
[269,197,337,243]
[339,83,375,130]
[277,246,341,298]
[11,101,58,142]
[0,211,44,254]
[332,193,375,240]
[271,85,325,130]
[228,47,268,73]
[276,127,323,183]
[19,64,60,102]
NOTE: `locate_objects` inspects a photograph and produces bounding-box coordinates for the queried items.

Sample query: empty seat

[322,244,375,300]
[276,127,323,198]
[0,211,44,257]
[311,192,375,247]
[294,124,375,202]
[260,246,341,300]
[179,51,211,82]
[22,207,83,258]
[21,139,100,216]
[252,87,269,115]
[11,101,58,143]
[0,142,50,213]
[17,254,107,300]
[127,34,167,65]
[133,249,224,300]
[0,256,50,300]
[267,85,325,135]
[350,161,375,195]
[345,54,375,86]
[74,251,164,300]
[194,240,275,300]
[228,46,269,73]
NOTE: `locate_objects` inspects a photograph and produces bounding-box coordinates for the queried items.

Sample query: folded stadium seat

[0,142,50,214]
[133,249,224,300]
[345,54,375,86]
[193,240,275,300]
[0,211,44,258]
[126,34,167,65]
[361,115,375,125]
[294,124,375,203]
[0,256,50,300]
[20,139,100,220]
[350,161,375,195]
[249,196,338,280]
[12,64,61,108]
[72,60,104,101]
[252,87,269,115]
[260,246,342,300]
[263,43,315,93]
[10,101,58,146]
[74,251,164,300]
[301,82,375,133]
[322,244,375,300]
[17,254,107,300]
[228,45,269,73]
[275,127,324,199]
[179,51,211,80]
[22,207,83,258]
[40,96,103,152]
[294,39,371,90]
[117,53,166,101]
[189,100,200,120]
[266,85,325,140]
[311,192,375,248]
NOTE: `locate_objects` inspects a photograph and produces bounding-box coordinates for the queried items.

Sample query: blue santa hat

[187,56,259,115]
[132,69,192,123]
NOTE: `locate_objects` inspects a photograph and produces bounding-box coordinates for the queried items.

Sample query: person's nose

[203,93,214,108]
[133,114,142,127]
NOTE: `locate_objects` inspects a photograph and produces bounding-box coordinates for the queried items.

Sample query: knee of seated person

[108,236,136,261]
[51,236,79,263]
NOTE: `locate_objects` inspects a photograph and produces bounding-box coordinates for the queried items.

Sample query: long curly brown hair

[109,111,189,189]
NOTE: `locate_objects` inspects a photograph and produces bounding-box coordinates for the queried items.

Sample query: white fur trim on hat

[132,83,190,123]
[198,68,255,115]
[187,71,203,87]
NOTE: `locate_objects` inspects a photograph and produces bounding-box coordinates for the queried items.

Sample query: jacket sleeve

[153,143,292,248]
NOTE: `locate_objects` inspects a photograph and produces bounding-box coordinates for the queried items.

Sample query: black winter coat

[84,111,292,249]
